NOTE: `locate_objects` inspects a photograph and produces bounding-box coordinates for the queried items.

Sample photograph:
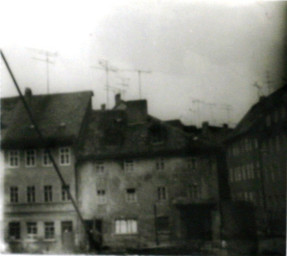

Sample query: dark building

[1,89,93,253]
[225,85,287,253]
[76,94,224,252]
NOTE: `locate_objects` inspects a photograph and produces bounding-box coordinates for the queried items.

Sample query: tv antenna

[91,59,118,108]
[118,69,151,99]
[28,48,57,94]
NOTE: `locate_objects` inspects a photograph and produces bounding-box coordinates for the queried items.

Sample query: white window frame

[7,150,20,168]
[115,219,138,234]
[25,149,36,167]
[59,147,71,166]
[42,149,52,167]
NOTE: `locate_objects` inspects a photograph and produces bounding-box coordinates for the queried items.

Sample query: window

[8,150,20,168]
[97,189,106,204]
[10,187,18,203]
[156,216,169,233]
[27,186,35,203]
[266,115,271,126]
[62,221,73,233]
[9,222,20,240]
[44,222,55,239]
[27,222,37,235]
[188,157,198,169]
[157,186,167,201]
[156,158,165,170]
[95,161,104,174]
[62,185,70,201]
[115,219,137,234]
[42,149,52,166]
[25,150,36,167]
[124,160,134,172]
[59,147,71,166]
[44,186,53,202]
[126,188,137,203]
[190,185,200,199]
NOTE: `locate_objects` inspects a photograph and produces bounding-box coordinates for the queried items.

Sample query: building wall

[3,146,78,252]
[226,102,287,236]
[78,154,219,249]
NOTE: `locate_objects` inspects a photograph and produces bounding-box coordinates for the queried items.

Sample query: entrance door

[61,221,74,252]
[180,205,212,240]
[84,219,103,251]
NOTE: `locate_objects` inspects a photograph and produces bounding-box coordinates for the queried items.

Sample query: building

[1,89,93,253]
[225,85,286,250]
[76,94,225,252]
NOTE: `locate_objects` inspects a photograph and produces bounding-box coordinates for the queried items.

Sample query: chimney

[115,93,121,106]
[101,104,106,110]
[25,88,32,98]
[223,123,228,129]
[202,121,209,135]
[25,88,32,103]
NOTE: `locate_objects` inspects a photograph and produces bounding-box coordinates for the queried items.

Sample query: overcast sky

[1,0,286,127]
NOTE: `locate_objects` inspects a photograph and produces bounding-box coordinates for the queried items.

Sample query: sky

[0,0,286,127]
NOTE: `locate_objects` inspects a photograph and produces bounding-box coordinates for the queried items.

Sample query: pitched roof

[1,91,93,148]
[226,85,287,141]
[78,108,216,160]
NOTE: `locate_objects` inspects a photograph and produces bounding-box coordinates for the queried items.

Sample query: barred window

[8,150,19,168]
[25,150,36,167]
[115,219,137,234]
[59,147,71,165]
[44,222,55,239]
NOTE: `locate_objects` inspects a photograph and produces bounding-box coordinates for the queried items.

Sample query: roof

[78,109,215,160]
[1,91,93,148]
[226,85,287,142]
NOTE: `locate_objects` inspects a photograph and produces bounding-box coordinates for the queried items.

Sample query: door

[61,221,74,252]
